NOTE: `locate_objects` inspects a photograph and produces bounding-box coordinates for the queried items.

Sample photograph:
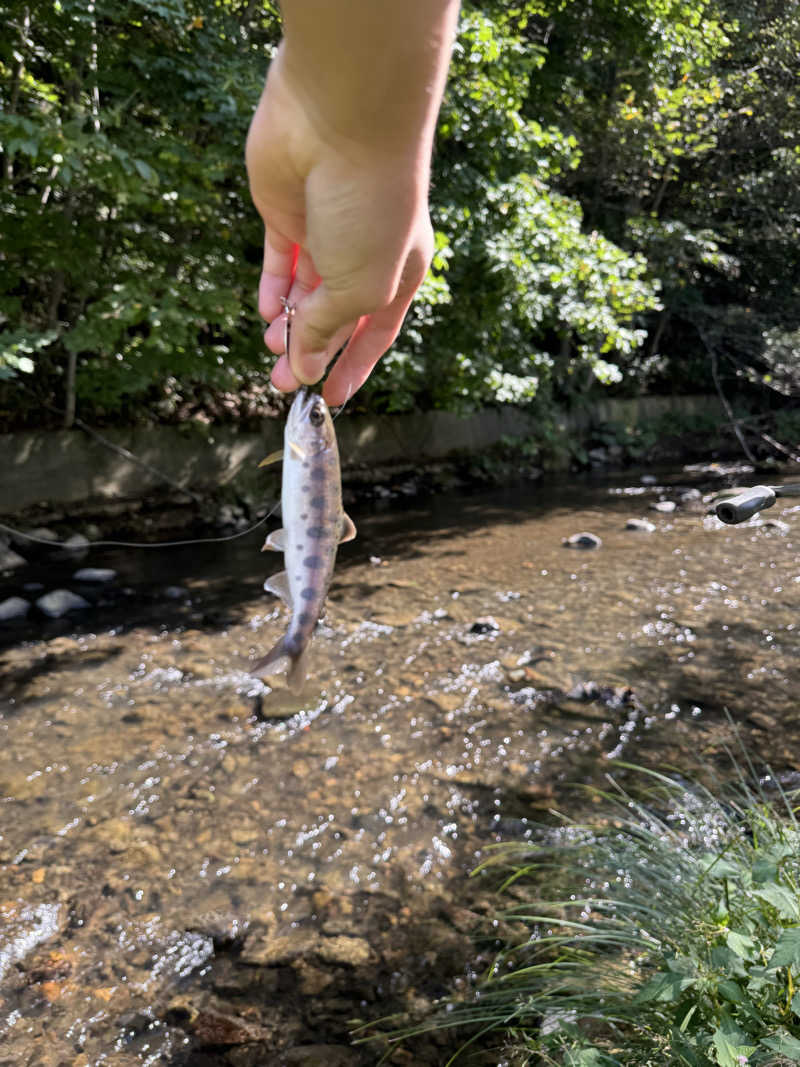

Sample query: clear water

[0,467,797,1063]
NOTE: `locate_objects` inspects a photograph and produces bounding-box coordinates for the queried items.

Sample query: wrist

[277,1,459,163]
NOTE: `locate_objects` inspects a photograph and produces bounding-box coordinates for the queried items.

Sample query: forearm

[277,0,460,164]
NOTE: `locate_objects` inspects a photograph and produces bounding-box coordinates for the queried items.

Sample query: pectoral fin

[258,449,284,468]
[339,513,357,544]
[264,570,291,605]
[261,528,286,552]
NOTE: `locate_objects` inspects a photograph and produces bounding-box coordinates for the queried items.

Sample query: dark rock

[163,585,189,599]
[469,616,499,634]
[587,447,609,466]
[12,527,59,549]
[562,532,602,549]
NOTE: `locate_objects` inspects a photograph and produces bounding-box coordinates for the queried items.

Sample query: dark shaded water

[0,467,798,1064]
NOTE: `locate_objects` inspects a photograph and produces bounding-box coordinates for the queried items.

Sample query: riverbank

[1,394,718,525]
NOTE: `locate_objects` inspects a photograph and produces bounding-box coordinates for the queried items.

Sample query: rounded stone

[625,518,656,533]
[0,596,31,621]
[562,532,602,549]
[0,547,27,571]
[35,589,91,618]
[72,567,117,583]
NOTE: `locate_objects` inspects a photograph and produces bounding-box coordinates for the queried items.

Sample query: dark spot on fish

[310,494,325,509]
[300,587,316,601]
[285,633,304,657]
[310,465,326,481]
[303,461,310,469]
[304,554,323,570]
[306,525,326,539]
[298,611,312,626]
[296,544,304,551]
[301,513,308,520]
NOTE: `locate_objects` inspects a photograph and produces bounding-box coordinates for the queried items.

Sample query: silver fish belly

[252,388,355,691]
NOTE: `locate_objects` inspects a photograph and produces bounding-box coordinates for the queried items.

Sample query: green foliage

[370,762,800,1065]
[363,4,661,413]
[1,0,797,425]
[0,0,276,417]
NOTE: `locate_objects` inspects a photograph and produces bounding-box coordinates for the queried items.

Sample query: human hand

[246,48,435,406]
[246,1,459,406]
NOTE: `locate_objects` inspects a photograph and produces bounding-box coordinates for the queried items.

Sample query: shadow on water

[0,466,799,1064]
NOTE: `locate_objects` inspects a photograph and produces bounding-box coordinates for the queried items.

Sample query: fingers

[263,248,320,354]
[322,289,416,405]
[258,229,298,323]
[269,317,358,393]
[282,275,388,385]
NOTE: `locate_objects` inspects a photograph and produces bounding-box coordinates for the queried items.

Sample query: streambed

[0,467,798,1065]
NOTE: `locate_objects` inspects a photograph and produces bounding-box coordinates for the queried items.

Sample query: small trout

[252,388,355,691]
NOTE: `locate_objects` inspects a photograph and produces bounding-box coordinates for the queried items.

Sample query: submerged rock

[625,518,656,533]
[316,935,371,967]
[649,500,677,513]
[62,533,90,553]
[35,589,91,618]
[762,519,790,534]
[469,616,500,634]
[72,567,117,583]
[0,596,31,621]
[12,527,59,549]
[0,547,27,571]
[562,532,602,549]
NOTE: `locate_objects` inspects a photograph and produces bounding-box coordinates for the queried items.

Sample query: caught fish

[252,387,356,691]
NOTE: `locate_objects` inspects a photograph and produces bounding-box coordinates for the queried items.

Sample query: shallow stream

[1,466,798,1065]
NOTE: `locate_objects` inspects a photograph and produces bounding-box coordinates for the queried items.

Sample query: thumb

[289,276,393,385]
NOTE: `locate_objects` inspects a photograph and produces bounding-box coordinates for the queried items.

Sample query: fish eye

[309,403,325,426]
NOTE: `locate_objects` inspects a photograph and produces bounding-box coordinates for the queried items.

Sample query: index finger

[258,229,298,322]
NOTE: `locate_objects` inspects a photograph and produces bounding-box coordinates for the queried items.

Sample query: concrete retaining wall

[1,394,713,516]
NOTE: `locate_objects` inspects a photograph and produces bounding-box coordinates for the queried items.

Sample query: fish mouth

[288,386,314,426]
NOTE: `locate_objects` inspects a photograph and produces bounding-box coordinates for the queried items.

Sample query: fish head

[286,387,335,456]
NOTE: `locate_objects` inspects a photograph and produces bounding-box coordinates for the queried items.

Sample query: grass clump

[366,762,800,1066]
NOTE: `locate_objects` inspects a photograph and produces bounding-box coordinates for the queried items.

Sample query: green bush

[368,760,800,1066]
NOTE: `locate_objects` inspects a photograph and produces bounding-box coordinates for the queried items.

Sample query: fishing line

[0,504,278,552]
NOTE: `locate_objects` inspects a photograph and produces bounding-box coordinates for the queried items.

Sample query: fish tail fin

[251,636,310,693]
[286,644,311,694]
[251,636,290,679]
